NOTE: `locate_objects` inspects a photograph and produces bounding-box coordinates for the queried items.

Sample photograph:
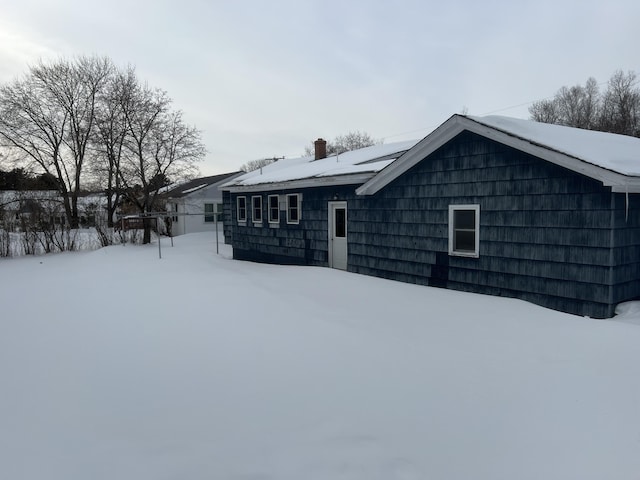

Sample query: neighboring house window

[204,203,215,223]
[287,194,300,224]
[449,205,480,257]
[237,196,247,222]
[268,195,279,224]
[172,203,178,222]
[216,203,223,221]
[252,196,263,224]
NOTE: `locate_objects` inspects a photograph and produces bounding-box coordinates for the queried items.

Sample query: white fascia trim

[223,173,376,193]
[356,115,640,196]
[610,183,640,193]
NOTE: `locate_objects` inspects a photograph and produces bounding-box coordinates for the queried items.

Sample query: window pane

[237,197,246,221]
[253,197,262,221]
[204,203,214,222]
[454,210,475,230]
[269,196,279,222]
[335,208,346,237]
[454,230,475,252]
[288,195,299,222]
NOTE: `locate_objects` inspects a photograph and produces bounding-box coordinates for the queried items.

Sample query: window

[171,203,178,222]
[205,203,223,222]
[268,195,279,224]
[287,194,300,224]
[449,205,480,257]
[335,207,346,237]
[252,196,263,223]
[204,203,215,223]
[237,196,247,222]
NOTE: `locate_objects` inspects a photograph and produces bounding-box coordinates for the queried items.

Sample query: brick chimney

[314,138,327,160]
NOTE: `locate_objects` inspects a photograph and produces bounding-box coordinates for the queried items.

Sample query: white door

[328,202,348,270]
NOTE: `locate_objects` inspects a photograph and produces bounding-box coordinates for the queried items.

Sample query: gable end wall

[349,131,640,318]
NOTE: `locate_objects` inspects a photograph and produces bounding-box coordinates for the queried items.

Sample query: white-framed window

[252,195,263,224]
[287,193,300,224]
[448,205,480,257]
[237,196,247,223]
[204,203,215,223]
[171,203,178,222]
[268,194,279,224]
[216,203,223,221]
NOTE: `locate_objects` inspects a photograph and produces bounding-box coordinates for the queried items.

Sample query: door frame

[328,201,348,269]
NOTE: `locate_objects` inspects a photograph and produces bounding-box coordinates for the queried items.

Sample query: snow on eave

[167,172,244,198]
[223,172,381,193]
[180,183,208,195]
[357,115,640,196]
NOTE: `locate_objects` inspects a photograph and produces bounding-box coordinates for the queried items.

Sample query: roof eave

[609,182,640,193]
[223,172,377,193]
[167,172,244,198]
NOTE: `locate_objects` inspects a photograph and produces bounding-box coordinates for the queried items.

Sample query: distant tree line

[303,131,379,157]
[529,70,640,137]
[239,132,379,173]
[0,168,59,190]
[0,56,206,243]
[240,157,281,173]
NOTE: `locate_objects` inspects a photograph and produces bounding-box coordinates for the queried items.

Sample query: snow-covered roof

[180,183,209,195]
[222,140,418,192]
[469,115,640,176]
[164,172,242,198]
[357,114,640,195]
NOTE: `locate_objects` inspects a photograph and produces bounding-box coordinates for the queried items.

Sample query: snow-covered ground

[1,233,639,480]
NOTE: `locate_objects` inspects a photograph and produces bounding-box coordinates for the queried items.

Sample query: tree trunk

[143,222,152,244]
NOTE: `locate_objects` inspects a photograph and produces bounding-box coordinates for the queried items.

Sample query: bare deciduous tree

[529,70,640,137]
[555,78,600,129]
[304,131,379,156]
[0,56,206,246]
[91,67,134,227]
[117,78,205,244]
[598,70,640,136]
[529,98,561,124]
[240,158,279,172]
[0,56,112,228]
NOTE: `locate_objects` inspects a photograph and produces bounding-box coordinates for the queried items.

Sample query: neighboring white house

[163,172,242,236]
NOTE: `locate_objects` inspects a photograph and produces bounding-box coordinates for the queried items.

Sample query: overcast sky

[1,0,639,175]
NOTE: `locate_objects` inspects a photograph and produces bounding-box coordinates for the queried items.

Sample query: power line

[381,91,560,142]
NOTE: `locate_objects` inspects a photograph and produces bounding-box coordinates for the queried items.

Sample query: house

[162,172,242,236]
[222,116,640,318]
